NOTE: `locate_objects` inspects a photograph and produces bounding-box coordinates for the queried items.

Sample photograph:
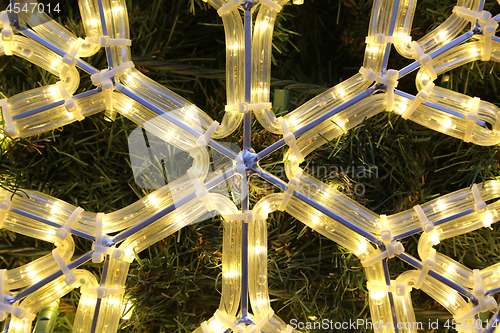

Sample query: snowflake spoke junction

[2,0,500,332]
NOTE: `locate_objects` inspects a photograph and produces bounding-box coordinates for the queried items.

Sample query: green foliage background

[1,0,500,332]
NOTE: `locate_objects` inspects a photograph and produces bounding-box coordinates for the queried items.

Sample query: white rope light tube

[1,0,500,332]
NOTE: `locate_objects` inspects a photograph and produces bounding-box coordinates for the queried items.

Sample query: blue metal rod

[382,259,400,333]
[114,83,238,160]
[96,0,114,69]
[394,90,486,126]
[17,27,100,75]
[1,315,11,333]
[397,253,474,299]
[477,0,485,12]
[256,168,380,244]
[12,89,101,121]
[485,286,500,297]
[112,193,195,244]
[89,255,111,332]
[380,0,401,72]
[484,311,500,333]
[394,209,474,241]
[112,167,236,244]
[14,252,93,302]
[398,30,474,79]
[12,101,64,121]
[239,5,252,319]
[257,87,375,160]
[10,208,95,242]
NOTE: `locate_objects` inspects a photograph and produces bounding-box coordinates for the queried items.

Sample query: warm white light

[146,195,158,207]
[437,30,447,40]
[209,319,224,333]
[371,290,385,301]
[443,119,452,129]
[122,300,133,320]
[51,202,60,214]
[430,230,440,245]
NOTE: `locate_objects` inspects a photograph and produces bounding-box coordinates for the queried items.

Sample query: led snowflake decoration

[1,0,500,332]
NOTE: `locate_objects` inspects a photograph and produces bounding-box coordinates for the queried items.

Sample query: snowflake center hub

[237,150,259,176]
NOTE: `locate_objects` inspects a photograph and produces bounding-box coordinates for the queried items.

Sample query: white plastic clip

[367,280,410,297]
[212,309,275,333]
[92,213,133,263]
[187,168,214,212]
[259,0,282,12]
[225,102,272,113]
[473,269,497,312]
[200,321,210,333]
[278,117,304,163]
[60,38,84,80]
[217,0,281,16]
[0,192,12,229]
[361,215,405,267]
[1,11,13,56]
[85,36,131,47]
[365,34,411,45]
[56,81,84,121]
[52,248,77,285]
[401,82,435,120]
[409,41,437,81]
[464,97,480,143]
[414,205,439,245]
[91,61,134,111]
[223,210,268,223]
[55,207,84,243]
[0,270,36,321]
[217,0,245,16]
[359,67,399,111]
[414,248,436,289]
[481,21,498,61]
[80,286,125,298]
[245,309,275,333]
[470,183,491,228]
[193,121,219,152]
[453,7,498,60]
[1,99,17,136]
[278,168,303,211]
[456,269,498,322]
[453,6,492,24]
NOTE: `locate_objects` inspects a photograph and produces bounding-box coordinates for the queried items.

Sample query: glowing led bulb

[356,242,368,255]
[437,30,447,40]
[442,119,452,129]
[51,202,60,214]
[483,210,494,227]
[48,85,59,97]
[430,230,440,245]
[146,195,159,207]
[371,290,385,301]
[122,300,134,320]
